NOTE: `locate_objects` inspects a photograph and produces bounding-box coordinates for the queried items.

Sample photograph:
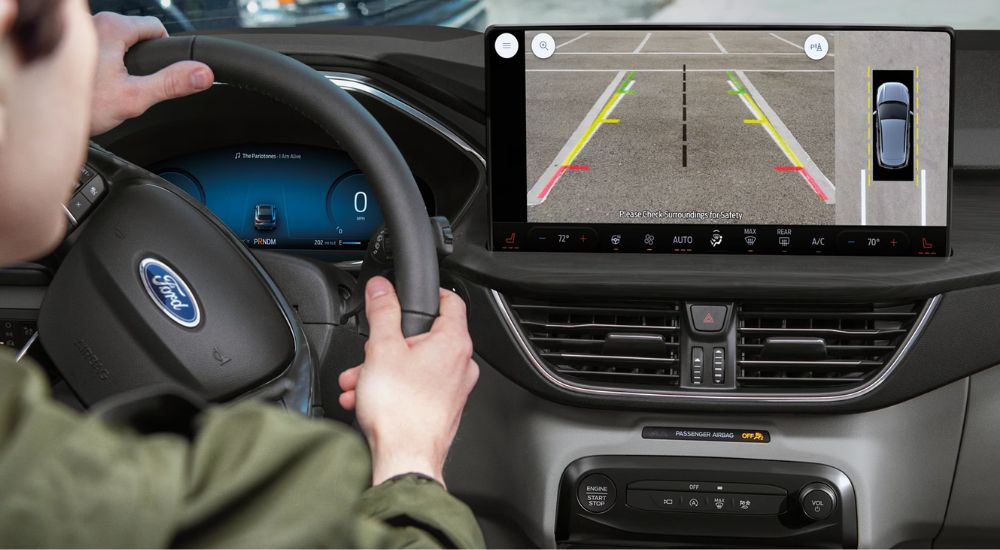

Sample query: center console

[557,456,857,547]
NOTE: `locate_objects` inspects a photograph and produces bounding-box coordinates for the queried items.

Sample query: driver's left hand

[89,12,214,136]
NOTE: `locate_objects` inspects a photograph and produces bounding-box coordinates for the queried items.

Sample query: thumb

[365,277,403,344]
[128,61,213,114]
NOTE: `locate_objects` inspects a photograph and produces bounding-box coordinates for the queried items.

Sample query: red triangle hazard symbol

[703,312,715,324]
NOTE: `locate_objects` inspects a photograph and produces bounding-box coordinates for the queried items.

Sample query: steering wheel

[36,36,440,413]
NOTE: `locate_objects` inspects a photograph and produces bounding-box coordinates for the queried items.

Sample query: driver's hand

[338,277,479,487]
[89,12,214,136]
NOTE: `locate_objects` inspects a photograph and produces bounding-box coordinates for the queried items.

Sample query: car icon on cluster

[873,82,914,170]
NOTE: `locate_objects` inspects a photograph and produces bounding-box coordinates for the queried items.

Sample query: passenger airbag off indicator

[578,473,616,514]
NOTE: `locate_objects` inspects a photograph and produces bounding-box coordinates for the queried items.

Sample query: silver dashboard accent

[323,73,485,225]
[491,289,943,403]
[15,331,38,363]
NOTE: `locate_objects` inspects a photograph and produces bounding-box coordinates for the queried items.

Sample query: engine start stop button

[577,473,616,513]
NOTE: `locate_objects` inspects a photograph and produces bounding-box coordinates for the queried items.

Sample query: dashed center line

[682,63,688,168]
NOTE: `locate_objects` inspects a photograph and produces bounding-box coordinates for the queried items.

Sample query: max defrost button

[690,305,728,332]
[577,474,616,514]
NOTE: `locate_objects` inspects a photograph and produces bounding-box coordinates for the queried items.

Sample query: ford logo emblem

[139,258,201,328]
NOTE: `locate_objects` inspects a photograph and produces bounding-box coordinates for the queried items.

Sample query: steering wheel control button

[691,347,704,384]
[712,347,726,384]
[531,32,555,59]
[578,474,616,514]
[79,165,97,186]
[690,304,728,332]
[80,176,106,203]
[494,32,519,59]
[799,483,837,521]
[66,192,94,222]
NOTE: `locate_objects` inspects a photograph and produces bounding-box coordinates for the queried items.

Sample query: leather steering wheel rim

[125,36,440,337]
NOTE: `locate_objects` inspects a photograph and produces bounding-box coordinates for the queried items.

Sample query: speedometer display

[152,144,428,251]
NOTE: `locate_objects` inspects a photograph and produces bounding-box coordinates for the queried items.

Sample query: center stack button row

[626,489,785,515]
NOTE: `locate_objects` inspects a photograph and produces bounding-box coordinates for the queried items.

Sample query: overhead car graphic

[874,81,913,169]
[254,203,278,231]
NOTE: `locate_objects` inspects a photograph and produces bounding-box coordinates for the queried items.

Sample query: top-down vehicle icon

[874,81,914,169]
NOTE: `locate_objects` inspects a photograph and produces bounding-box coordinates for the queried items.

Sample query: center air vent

[736,301,924,391]
[508,300,681,389]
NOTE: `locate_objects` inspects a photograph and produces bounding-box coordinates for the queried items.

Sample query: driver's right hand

[337,276,479,487]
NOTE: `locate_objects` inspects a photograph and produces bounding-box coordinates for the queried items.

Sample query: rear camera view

[524,30,949,227]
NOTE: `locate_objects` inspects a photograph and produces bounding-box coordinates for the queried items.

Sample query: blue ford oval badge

[139,258,201,328]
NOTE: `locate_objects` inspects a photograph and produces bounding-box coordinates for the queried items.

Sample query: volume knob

[799,482,837,521]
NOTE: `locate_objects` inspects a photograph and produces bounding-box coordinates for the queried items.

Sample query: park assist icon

[495,33,519,59]
[804,34,828,60]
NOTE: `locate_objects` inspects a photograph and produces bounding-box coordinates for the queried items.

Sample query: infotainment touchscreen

[487,26,952,256]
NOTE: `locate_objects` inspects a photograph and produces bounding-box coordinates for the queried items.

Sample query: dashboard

[152,144,433,251]
[3,24,1000,549]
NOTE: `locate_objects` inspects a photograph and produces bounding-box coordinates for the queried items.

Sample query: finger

[93,13,168,46]
[465,359,480,390]
[431,289,468,335]
[128,61,213,113]
[338,365,361,392]
[338,390,356,411]
[365,277,404,344]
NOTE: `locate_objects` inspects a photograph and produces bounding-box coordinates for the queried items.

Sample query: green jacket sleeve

[0,354,484,549]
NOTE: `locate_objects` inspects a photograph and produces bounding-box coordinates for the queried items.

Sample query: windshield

[878,101,910,121]
[90,0,1000,32]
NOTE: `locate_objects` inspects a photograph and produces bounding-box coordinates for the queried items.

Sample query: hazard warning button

[690,305,729,332]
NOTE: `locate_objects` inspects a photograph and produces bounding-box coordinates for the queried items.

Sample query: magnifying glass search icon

[532,33,555,59]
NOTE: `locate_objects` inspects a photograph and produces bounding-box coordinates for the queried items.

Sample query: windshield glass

[878,101,910,121]
[90,0,1000,32]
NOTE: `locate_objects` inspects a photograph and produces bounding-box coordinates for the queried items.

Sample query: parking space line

[528,71,631,205]
[633,32,652,54]
[709,32,728,54]
[555,32,590,49]
[867,66,872,187]
[526,69,834,73]
[860,169,867,225]
[554,51,811,55]
[727,70,835,204]
[921,169,927,225]
[914,65,920,187]
[769,32,803,51]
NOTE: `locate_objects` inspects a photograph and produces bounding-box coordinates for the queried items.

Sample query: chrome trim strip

[322,73,485,224]
[15,331,38,363]
[323,74,485,168]
[491,289,943,403]
[62,205,77,226]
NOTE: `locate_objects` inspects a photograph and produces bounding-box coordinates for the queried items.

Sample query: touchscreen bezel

[486,24,955,257]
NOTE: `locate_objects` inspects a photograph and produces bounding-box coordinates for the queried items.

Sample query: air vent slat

[738,327,907,338]
[511,304,680,317]
[519,320,678,335]
[736,301,923,392]
[736,376,866,386]
[738,360,884,370]
[509,299,682,390]
[542,352,679,367]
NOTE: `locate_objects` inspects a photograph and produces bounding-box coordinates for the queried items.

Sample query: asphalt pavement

[525,30,837,225]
